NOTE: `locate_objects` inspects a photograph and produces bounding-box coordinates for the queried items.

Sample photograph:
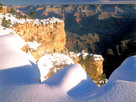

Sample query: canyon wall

[78,55,104,81]
[70,52,104,81]
[13,20,66,60]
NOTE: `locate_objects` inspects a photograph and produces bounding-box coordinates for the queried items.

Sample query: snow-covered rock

[26,41,41,51]
[0,13,63,27]
[0,13,27,25]
[0,34,40,85]
[70,51,104,81]
[38,53,74,81]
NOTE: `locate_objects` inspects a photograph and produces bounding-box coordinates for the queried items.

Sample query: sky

[0,0,136,5]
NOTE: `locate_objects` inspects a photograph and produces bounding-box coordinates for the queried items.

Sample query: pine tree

[29,11,36,19]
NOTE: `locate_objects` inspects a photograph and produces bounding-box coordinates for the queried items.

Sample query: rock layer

[13,20,66,60]
[70,52,104,81]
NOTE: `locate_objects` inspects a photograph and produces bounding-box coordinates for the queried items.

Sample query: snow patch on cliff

[38,53,74,81]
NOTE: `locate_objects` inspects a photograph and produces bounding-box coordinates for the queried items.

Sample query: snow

[33,17,63,25]
[1,57,136,102]
[38,53,74,81]
[0,13,63,28]
[44,64,97,93]
[90,54,104,61]
[26,41,41,51]
[0,64,98,102]
[84,80,136,102]
[0,13,27,25]
[0,34,40,85]
[109,56,136,82]
[69,51,103,61]
[0,25,13,35]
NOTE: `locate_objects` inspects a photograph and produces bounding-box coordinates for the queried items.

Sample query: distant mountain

[1,0,136,5]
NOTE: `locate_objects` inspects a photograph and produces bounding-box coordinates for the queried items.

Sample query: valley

[15,4,136,77]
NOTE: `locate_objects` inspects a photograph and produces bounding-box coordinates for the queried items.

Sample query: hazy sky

[0,0,136,5]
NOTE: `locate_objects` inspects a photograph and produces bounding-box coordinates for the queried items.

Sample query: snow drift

[1,57,136,102]
[85,80,136,102]
[0,64,98,102]
[0,34,40,85]
[44,64,98,97]
[109,56,136,82]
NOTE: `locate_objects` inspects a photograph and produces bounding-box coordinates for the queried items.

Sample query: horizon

[0,0,136,6]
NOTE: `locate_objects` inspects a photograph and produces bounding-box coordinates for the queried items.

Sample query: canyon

[0,4,136,78]
[15,4,136,77]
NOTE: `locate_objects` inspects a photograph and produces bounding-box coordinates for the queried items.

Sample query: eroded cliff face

[79,56,103,81]
[13,20,66,60]
[70,52,104,81]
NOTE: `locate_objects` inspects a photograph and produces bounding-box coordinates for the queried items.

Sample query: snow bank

[44,64,97,93]
[0,80,136,102]
[85,80,136,102]
[0,84,69,102]
[1,58,136,102]
[0,34,40,84]
[0,64,98,102]
[38,53,74,81]
[109,56,136,82]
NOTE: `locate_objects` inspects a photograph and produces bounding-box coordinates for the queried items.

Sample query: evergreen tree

[0,3,3,10]
[29,11,36,19]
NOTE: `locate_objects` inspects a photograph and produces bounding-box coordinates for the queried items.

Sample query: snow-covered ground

[0,25,13,35]
[0,56,136,102]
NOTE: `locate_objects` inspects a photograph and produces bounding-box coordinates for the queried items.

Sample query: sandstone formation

[13,19,66,60]
[0,6,7,14]
[78,54,104,81]
[70,52,104,81]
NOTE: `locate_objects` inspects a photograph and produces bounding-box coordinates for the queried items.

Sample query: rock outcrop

[0,6,7,14]
[70,52,104,81]
[78,54,104,81]
[13,18,66,60]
